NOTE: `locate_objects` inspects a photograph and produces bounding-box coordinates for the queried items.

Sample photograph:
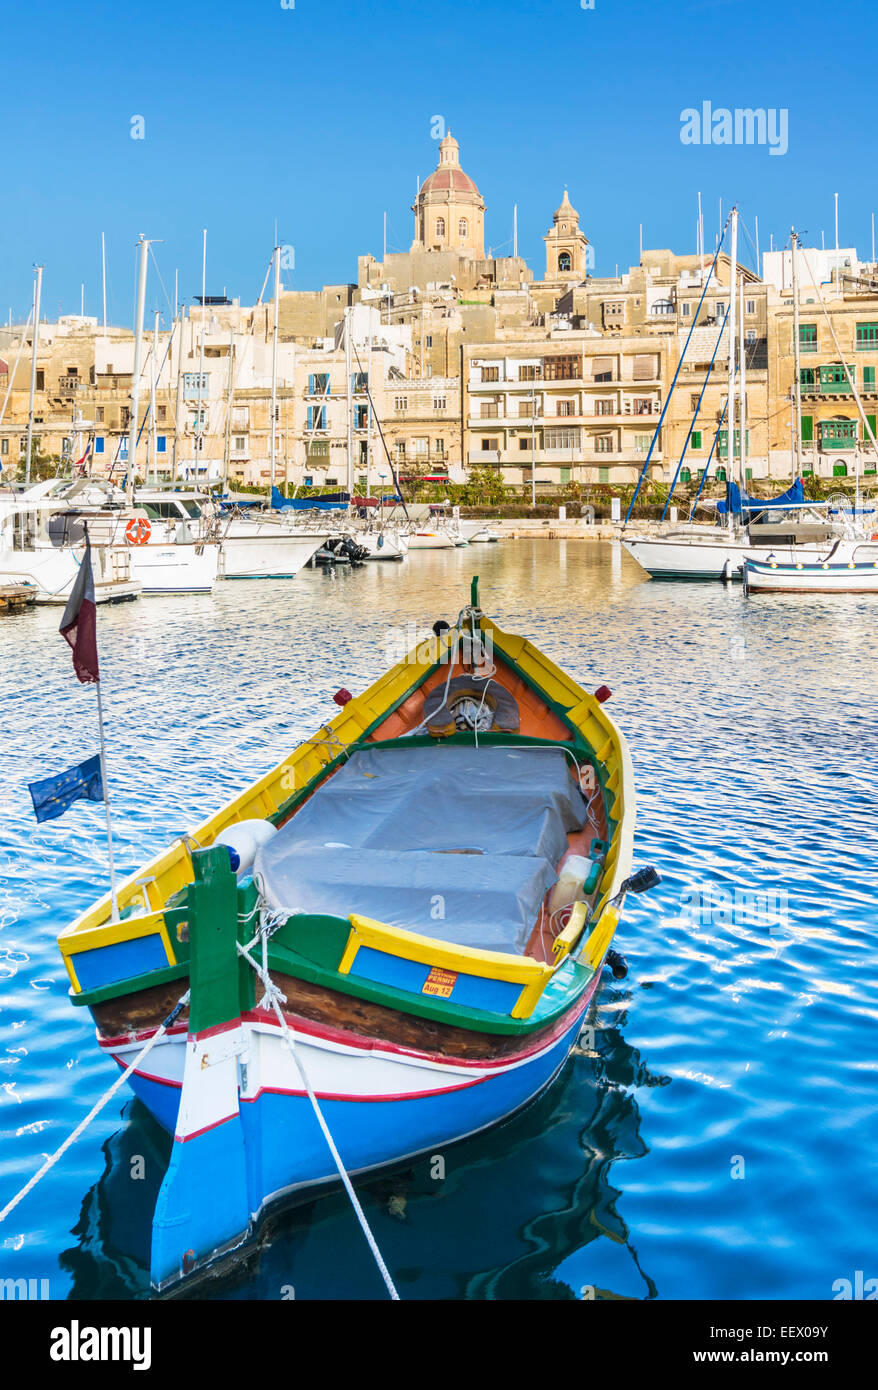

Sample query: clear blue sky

[2,0,872,327]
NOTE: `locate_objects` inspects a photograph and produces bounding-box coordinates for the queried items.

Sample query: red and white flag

[59,535,100,684]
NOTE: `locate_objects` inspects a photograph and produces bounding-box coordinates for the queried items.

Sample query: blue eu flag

[28,755,104,824]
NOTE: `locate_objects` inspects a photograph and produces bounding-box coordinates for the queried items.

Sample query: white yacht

[621,490,846,581]
[0,492,141,604]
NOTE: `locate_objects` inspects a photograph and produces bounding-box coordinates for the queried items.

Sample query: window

[715,302,725,318]
[595,399,614,416]
[745,329,757,345]
[0,439,6,455]
[560,467,571,483]
[598,466,610,484]
[436,217,446,238]
[680,468,691,483]
[558,252,572,273]
[690,430,702,449]
[544,354,579,380]
[156,436,167,454]
[519,399,535,417]
[594,435,614,453]
[183,372,209,397]
[544,427,581,449]
[681,303,691,317]
[800,367,817,388]
[634,434,651,451]
[481,438,498,451]
[856,322,878,349]
[799,324,817,352]
[458,219,468,239]
[308,373,330,395]
[864,366,876,391]
[481,365,500,382]
[358,475,368,489]
[36,370,44,390]
[519,437,530,450]
[413,437,428,455]
[746,299,756,315]
[304,476,313,487]
[354,405,368,429]
[351,372,368,392]
[232,406,250,428]
[435,438,445,454]
[519,364,540,381]
[306,405,327,430]
[157,406,166,421]
[633,354,658,381]
[96,407,104,422]
[395,396,408,411]
[396,442,406,457]
[433,395,446,410]
[633,398,653,415]
[426,336,433,348]
[557,400,576,417]
[306,440,329,459]
[481,403,499,418]
[233,435,247,452]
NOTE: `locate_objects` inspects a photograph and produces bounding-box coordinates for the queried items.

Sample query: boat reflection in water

[61,985,667,1302]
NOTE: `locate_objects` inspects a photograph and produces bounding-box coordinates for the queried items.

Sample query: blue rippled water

[1,540,876,1301]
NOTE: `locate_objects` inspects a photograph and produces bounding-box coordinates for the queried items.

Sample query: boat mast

[726,207,737,529]
[269,243,280,498]
[172,312,184,486]
[223,330,234,492]
[24,264,43,486]
[196,229,207,486]
[365,327,373,499]
[790,228,803,482]
[127,235,150,505]
[739,278,747,491]
[149,309,159,484]
[344,305,354,498]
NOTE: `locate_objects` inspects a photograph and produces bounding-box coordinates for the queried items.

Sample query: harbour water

[1,540,876,1301]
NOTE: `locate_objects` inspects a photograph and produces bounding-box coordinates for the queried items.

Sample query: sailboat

[622,212,850,581]
[56,577,657,1293]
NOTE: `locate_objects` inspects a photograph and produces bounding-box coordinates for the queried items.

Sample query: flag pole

[94,674,120,923]
[84,524,120,922]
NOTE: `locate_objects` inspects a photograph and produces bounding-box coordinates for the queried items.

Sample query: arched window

[436,217,445,238]
[459,218,468,239]
[558,251,572,272]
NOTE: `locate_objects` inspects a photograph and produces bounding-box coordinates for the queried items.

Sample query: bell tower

[543,189,589,280]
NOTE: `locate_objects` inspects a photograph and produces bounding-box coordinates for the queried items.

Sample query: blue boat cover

[271,485,349,512]
[718,478,804,516]
[254,744,588,954]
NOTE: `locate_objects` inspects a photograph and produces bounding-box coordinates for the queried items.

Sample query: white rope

[0,989,189,1226]
[237,931,400,1300]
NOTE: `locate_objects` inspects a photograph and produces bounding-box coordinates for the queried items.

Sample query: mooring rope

[236,927,400,1300]
[0,991,190,1226]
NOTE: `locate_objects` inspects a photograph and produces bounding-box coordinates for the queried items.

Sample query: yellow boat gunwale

[57,613,636,1007]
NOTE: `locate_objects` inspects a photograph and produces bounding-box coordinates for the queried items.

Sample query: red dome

[419,167,480,196]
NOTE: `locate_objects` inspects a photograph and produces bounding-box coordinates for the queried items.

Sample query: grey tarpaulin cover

[255,744,587,954]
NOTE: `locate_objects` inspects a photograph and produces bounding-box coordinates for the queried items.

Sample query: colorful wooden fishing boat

[56,577,655,1292]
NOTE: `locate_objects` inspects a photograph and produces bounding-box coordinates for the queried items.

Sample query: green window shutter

[865,414,877,441]
[799,324,817,350]
[864,367,876,389]
[856,322,878,349]
[800,414,813,442]
[715,467,727,481]
[691,430,702,449]
[680,468,691,483]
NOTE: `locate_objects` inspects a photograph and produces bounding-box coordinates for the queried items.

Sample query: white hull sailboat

[744,538,878,593]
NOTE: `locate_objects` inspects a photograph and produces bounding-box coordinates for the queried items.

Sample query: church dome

[411,132,485,259]
[417,134,482,198]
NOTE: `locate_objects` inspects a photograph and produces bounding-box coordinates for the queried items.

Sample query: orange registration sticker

[422,966,458,998]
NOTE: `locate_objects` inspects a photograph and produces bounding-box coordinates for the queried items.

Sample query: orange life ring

[125,516,151,545]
